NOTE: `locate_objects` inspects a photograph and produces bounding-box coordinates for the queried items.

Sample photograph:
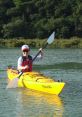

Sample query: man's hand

[38,48,43,58]
[39,48,43,52]
[24,65,29,69]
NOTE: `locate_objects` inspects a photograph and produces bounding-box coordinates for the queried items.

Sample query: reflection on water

[33,62,82,70]
[16,89,64,117]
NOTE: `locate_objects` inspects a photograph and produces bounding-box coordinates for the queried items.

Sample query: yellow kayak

[7,68,65,95]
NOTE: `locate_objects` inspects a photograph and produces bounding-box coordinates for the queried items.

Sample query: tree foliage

[0,0,82,39]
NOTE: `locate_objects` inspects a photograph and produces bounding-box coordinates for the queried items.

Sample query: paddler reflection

[18,89,64,117]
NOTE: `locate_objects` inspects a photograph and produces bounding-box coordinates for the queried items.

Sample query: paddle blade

[47,31,55,44]
[6,78,19,88]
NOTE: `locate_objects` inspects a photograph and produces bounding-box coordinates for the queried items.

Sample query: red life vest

[21,55,32,72]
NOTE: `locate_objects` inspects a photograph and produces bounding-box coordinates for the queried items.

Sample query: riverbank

[0,38,82,48]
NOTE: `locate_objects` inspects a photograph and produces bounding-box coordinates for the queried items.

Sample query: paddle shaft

[18,72,23,78]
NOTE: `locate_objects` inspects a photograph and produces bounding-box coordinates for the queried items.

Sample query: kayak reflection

[19,89,64,117]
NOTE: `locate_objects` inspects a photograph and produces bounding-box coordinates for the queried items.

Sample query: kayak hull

[7,68,65,95]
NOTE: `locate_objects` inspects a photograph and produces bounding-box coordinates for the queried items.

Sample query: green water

[0,48,82,117]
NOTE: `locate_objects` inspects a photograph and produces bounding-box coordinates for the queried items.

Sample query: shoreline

[0,38,82,48]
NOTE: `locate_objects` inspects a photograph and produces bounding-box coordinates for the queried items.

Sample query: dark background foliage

[0,0,82,39]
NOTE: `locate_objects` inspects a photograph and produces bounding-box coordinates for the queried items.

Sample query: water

[0,48,82,117]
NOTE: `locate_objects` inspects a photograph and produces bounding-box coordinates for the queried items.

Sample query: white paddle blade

[6,78,19,88]
[47,31,55,44]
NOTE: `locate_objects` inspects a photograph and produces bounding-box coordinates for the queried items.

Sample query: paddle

[6,31,55,88]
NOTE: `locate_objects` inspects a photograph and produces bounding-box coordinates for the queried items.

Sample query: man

[17,45,43,72]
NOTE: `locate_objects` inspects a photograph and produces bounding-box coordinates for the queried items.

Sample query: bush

[0,38,82,48]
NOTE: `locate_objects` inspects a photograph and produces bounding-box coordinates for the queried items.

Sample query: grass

[0,37,82,48]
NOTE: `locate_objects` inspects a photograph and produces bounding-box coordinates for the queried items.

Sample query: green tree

[0,0,82,38]
[3,19,28,38]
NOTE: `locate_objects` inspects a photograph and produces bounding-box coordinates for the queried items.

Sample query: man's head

[21,45,30,56]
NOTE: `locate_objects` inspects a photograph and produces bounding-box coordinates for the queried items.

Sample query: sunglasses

[23,50,28,52]
[23,49,29,53]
